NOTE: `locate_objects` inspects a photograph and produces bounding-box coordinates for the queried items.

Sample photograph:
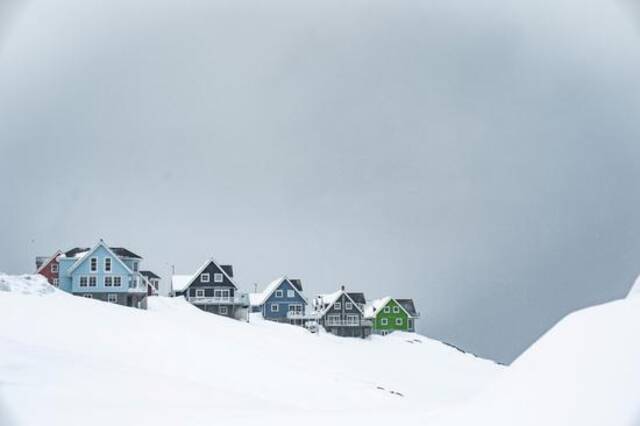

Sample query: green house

[365,297,419,335]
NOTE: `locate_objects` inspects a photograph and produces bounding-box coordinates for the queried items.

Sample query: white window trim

[104,276,113,287]
[195,289,205,297]
[219,306,228,314]
[80,276,88,287]
[51,263,58,273]
[395,318,403,326]
[383,306,391,313]
[83,294,93,299]
[381,318,388,326]
[271,304,279,312]
[334,302,341,310]
[113,276,122,287]
[104,257,112,273]
[52,278,59,286]
[90,257,98,272]
[275,290,284,298]
[89,276,97,287]
[393,306,400,313]
[345,302,353,310]
[287,289,295,298]
[214,273,223,283]
[107,294,118,303]
[201,273,210,283]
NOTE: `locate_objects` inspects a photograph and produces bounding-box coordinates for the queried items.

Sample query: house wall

[37,258,59,286]
[319,293,371,338]
[262,280,306,321]
[68,246,136,294]
[73,292,146,308]
[58,258,75,292]
[373,299,410,333]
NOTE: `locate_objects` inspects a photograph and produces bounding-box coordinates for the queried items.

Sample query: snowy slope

[627,274,640,298]
[434,296,640,425]
[0,274,500,426]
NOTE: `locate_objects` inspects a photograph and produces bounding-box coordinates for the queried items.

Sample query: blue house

[57,240,153,308]
[250,276,307,325]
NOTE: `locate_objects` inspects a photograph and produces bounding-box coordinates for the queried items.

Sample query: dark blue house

[250,276,307,325]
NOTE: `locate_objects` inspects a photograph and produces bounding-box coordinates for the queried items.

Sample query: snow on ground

[627,274,640,298]
[0,274,500,426]
[433,296,640,425]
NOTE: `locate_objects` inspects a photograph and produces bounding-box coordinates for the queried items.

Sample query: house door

[127,295,133,307]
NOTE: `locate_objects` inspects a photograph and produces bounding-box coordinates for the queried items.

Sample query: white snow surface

[627,273,640,298]
[435,296,640,425]
[170,274,192,293]
[0,274,500,426]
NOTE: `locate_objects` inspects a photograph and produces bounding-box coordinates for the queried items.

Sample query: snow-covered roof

[313,289,365,317]
[171,275,193,293]
[250,276,305,306]
[364,297,391,318]
[627,274,640,298]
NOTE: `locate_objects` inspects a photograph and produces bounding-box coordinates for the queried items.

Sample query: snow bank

[0,274,57,296]
[0,275,501,426]
[627,274,640,298]
[435,297,640,425]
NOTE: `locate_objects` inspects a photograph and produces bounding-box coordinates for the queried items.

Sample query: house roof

[347,292,366,305]
[171,258,238,293]
[62,247,90,258]
[65,241,133,275]
[396,299,418,316]
[314,289,365,317]
[110,247,142,259]
[250,276,305,306]
[35,250,62,274]
[289,279,303,292]
[220,265,233,278]
[364,297,392,318]
[140,270,160,280]
[171,275,193,293]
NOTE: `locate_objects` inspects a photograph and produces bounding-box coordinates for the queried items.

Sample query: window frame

[52,278,59,286]
[383,306,391,313]
[107,294,118,304]
[79,276,88,287]
[381,318,388,326]
[287,289,295,298]
[104,276,113,287]
[90,257,98,272]
[89,276,97,287]
[345,302,353,310]
[51,263,58,273]
[275,289,284,298]
[195,289,205,298]
[271,304,279,312]
[219,306,228,315]
[395,317,403,326]
[201,273,210,283]
[393,306,400,313]
[83,294,93,299]
[334,302,341,310]
[214,273,223,283]
[113,276,121,287]
[104,257,112,273]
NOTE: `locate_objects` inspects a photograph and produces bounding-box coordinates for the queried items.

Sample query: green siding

[373,299,409,332]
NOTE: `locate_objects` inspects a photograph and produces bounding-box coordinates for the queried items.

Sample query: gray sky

[1,0,639,363]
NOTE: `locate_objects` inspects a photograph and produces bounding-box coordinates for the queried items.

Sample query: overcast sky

[1,0,639,363]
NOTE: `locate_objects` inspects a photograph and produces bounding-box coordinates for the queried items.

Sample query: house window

[346,314,359,325]
[271,304,279,312]
[104,258,112,272]
[133,262,139,272]
[384,306,391,313]
[51,263,58,273]
[201,273,210,283]
[381,318,388,326]
[214,273,223,283]
[287,290,294,298]
[275,290,283,298]
[214,288,230,298]
[83,294,93,299]
[107,294,118,304]
[393,306,400,313]
[113,276,122,287]
[219,306,228,315]
[345,302,353,310]
[334,302,341,310]
[90,257,97,272]
[395,318,403,326]
[196,289,205,298]
[104,276,113,287]
[80,276,88,287]
[52,278,59,286]
[89,276,97,287]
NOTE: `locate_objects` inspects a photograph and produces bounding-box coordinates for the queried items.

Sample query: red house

[35,250,63,287]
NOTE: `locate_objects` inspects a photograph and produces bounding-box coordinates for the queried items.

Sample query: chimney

[341,285,345,291]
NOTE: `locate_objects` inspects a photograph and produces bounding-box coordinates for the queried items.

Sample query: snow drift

[0,274,500,426]
[435,296,640,425]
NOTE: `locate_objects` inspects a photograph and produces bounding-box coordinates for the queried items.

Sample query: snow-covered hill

[435,294,640,425]
[0,274,500,426]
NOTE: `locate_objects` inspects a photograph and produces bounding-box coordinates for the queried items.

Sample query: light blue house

[250,277,307,325]
[57,240,152,308]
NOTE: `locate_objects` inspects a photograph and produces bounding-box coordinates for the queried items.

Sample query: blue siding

[262,280,306,320]
[66,245,134,294]
[58,258,74,292]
